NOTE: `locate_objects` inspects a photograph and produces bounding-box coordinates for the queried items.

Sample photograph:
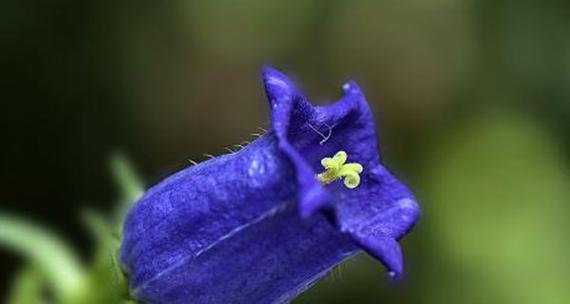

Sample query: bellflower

[120,67,421,304]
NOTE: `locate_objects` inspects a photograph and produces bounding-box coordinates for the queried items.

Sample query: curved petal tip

[356,235,404,280]
[262,66,296,102]
[341,80,363,95]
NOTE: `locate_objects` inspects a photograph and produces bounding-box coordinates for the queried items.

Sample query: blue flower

[119,67,421,304]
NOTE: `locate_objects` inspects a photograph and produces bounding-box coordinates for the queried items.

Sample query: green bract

[0,153,143,304]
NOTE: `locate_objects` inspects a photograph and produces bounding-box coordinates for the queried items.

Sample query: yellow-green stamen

[317,151,363,189]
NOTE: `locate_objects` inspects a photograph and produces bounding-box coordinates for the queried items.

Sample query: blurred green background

[1,0,569,303]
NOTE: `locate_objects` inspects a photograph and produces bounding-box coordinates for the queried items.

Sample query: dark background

[1,0,569,303]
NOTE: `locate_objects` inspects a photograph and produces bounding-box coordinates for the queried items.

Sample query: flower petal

[128,205,358,303]
[120,135,297,295]
[262,67,420,278]
[330,165,421,278]
[262,68,381,218]
[263,67,330,218]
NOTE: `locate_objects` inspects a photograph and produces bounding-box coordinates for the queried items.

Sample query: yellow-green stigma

[317,151,363,189]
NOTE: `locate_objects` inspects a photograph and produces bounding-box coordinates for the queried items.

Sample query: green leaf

[110,152,144,230]
[0,214,87,303]
[7,265,44,304]
[82,210,130,303]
